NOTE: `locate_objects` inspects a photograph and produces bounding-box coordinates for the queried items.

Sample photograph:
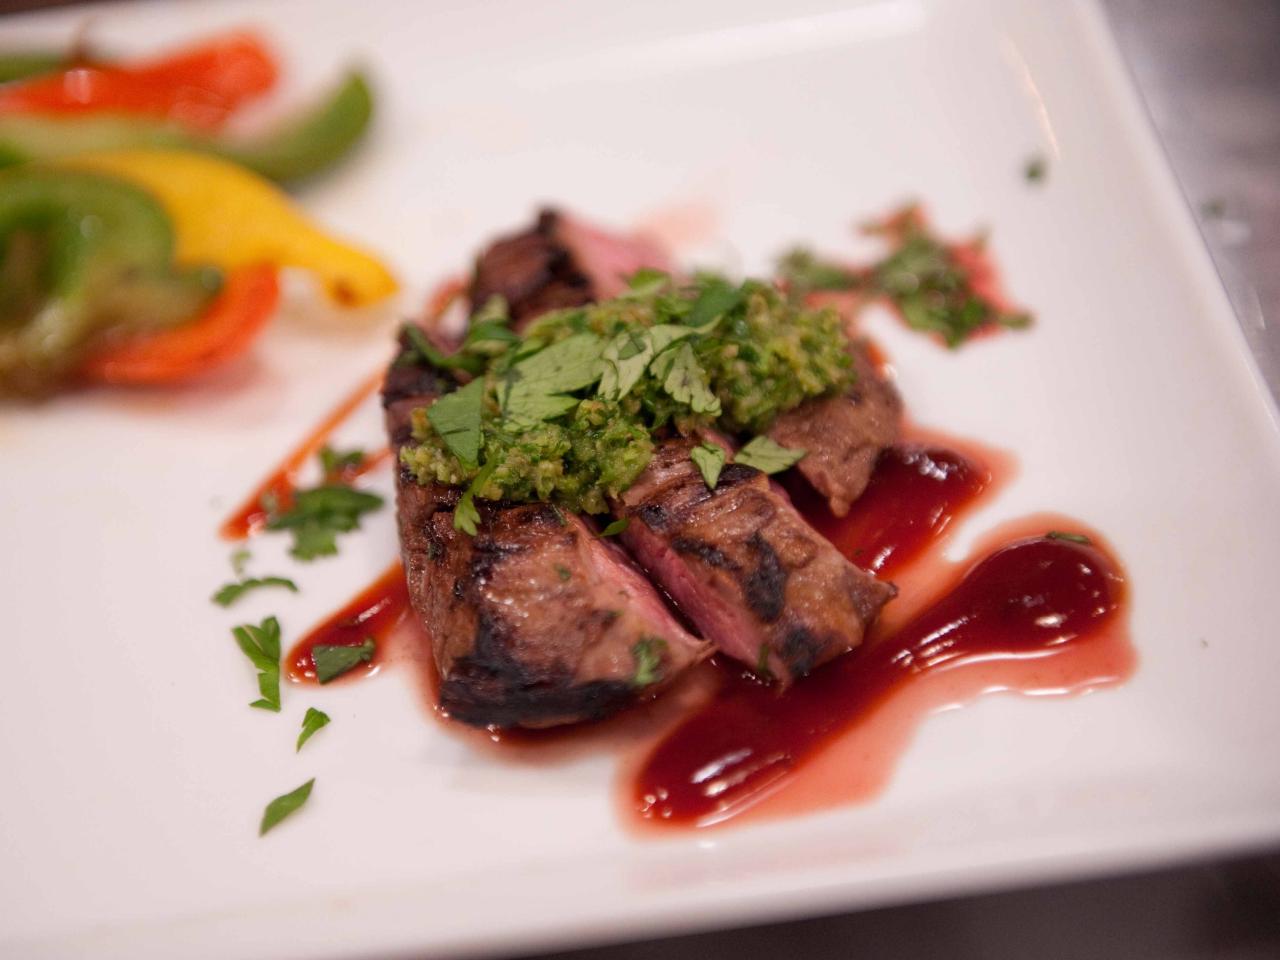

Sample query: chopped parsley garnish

[313,637,376,684]
[555,564,572,582]
[319,445,366,480]
[755,642,774,681]
[232,616,283,712]
[867,207,1032,348]
[1046,531,1092,545]
[259,778,314,836]
[783,208,1033,348]
[691,442,725,489]
[230,547,251,577]
[600,517,629,537]
[213,576,299,608]
[265,486,384,561]
[401,274,853,528]
[1024,155,1048,183]
[631,636,667,687]
[734,436,806,475]
[296,707,331,752]
[776,248,862,297]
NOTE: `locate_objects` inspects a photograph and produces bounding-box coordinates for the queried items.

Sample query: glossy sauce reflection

[631,526,1132,827]
[286,563,409,684]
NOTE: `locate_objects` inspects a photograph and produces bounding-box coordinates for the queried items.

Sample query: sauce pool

[631,529,1131,827]
[286,563,410,684]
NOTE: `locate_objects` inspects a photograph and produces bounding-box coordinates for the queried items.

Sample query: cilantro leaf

[734,436,806,474]
[266,486,384,561]
[501,332,604,421]
[631,636,667,687]
[621,268,671,299]
[403,324,484,374]
[776,248,861,295]
[1046,531,1092,545]
[600,517,629,537]
[319,445,365,478]
[599,327,653,401]
[690,442,726,489]
[427,377,485,467]
[686,277,742,328]
[259,778,314,836]
[213,576,299,608]
[313,637,376,684]
[232,616,282,712]
[652,341,720,415]
[453,459,496,535]
[296,707,331,752]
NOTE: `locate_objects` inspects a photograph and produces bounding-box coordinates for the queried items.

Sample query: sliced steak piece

[614,438,897,685]
[469,209,672,328]
[384,347,708,729]
[767,343,902,516]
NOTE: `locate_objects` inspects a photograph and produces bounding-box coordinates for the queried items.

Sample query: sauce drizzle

[286,563,410,684]
[220,368,387,539]
[796,444,991,577]
[632,531,1130,827]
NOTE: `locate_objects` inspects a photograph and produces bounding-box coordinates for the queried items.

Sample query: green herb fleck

[259,778,314,836]
[652,341,721,415]
[402,324,484,375]
[690,442,726,489]
[1024,154,1048,183]
[265,486,384,561]
[232,616,282,712]
[1046,531,1092,545]
[313,637,376,684]
[555,564,572,582]
[600,517,629,537]
[734,437,806,474]
[230,547,251,577]
[213,576,299,608]
[755,642,774,681]
[296,707,331,752]
[867,207,1033,348]
[631,636,667,687]
[319,445,366,478]
[776,248,861,297]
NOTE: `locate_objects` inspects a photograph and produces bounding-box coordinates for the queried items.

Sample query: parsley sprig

[232,616,283,712]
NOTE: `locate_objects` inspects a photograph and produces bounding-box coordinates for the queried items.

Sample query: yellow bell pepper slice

[59,148,397,306]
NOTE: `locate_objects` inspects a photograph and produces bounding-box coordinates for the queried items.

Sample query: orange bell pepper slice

[0,32,278,131]
[81,263,279,385]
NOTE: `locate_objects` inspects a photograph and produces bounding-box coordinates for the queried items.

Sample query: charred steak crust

[767,342,903,516]
[616,438,897,684]
[467,210,595,326]
[384,352,707,729]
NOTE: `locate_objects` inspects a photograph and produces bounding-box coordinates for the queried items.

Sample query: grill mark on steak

[383,344,708,729]
[768,342,903,516]
[615,437,897,685]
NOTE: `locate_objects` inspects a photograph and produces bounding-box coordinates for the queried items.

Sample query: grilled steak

[469,209,672,327]
[767,344,902,516]
[384,343,708,729]
[614,438,897,685]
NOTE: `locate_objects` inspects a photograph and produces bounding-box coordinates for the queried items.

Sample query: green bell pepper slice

[0,167,219,395]
[0,70,373,185]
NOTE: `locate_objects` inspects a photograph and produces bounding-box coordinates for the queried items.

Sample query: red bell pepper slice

[0,31,279,131]
[81,263,280,385]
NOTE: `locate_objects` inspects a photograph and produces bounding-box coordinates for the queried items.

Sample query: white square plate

[2,1,1279,957]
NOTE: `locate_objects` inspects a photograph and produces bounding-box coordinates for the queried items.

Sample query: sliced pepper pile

[0,30,396,397]
[0,30,373,185]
